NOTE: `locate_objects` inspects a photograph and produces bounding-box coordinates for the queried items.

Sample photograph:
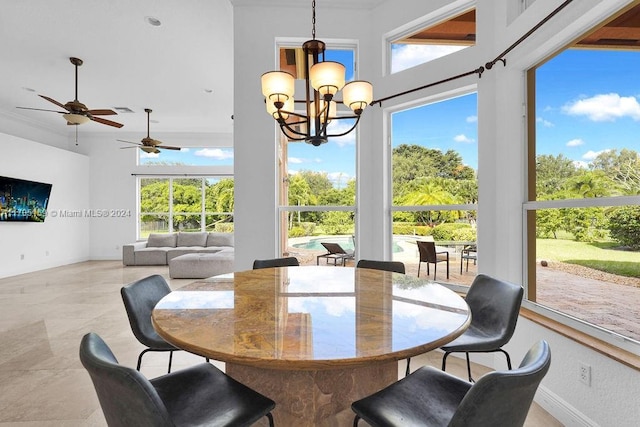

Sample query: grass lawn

[537,238,640,278]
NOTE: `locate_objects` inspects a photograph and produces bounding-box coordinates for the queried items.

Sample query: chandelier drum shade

[261,0,373,146]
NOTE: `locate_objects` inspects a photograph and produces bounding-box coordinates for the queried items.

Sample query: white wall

[0,132,90,278]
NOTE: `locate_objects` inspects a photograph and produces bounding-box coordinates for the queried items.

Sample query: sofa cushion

[134,248,169,265]
[207,232,234,247]
[146,233,177,248]
[177,232,208,247]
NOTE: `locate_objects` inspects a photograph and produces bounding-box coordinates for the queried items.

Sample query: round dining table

[152,265,470,427]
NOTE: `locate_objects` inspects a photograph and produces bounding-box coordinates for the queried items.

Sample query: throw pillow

[147,233,177,247]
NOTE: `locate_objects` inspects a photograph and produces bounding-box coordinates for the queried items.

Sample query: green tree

[536,154,578,197]
[606,206,640,249]
[590,149,640,195]
[564,170,616,198]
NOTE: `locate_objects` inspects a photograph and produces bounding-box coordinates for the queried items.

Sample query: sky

[140,46,640,187]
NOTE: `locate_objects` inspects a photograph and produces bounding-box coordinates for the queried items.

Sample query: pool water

[292,237,404,253]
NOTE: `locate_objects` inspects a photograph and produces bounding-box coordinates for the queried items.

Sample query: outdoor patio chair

[460,244,477,273]
[317,242,354,266]
[417,240,449,280]
[253,256,299,269]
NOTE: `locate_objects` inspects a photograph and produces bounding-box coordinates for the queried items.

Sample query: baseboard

[535,386,599,427]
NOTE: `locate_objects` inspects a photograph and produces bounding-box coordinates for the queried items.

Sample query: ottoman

[169,252,234,279]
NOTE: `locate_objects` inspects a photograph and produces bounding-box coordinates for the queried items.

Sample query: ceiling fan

[118,108,181,154]
[17,57,123,128]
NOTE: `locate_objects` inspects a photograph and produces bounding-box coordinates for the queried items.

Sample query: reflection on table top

[152,266,470,370]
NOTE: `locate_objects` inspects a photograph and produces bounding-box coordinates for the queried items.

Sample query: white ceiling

[0,0,235,140]
[0,0,382,144]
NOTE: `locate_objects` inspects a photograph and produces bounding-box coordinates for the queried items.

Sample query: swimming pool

[292,236,405,253]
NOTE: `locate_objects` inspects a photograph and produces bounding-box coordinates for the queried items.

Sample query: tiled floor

[0,261,560,426]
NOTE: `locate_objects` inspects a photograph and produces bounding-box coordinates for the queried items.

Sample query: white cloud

[454,134,474,143]
[563,93,640,122]
[466,115,477,123]
[582,149,611,160]
[573,160,589,169]
[194,148,234,159]
[140,151,159,159]
[536,117,554,127]
[326,121,356,147]
[289,157,304,164]
[566,138,584,147]
[391,44,467,73]
[327,172,352,188]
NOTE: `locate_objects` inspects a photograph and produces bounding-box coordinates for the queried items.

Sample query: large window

[390,92,478,282]
[526,5,640,348]
[277,44,358,264]
[389,9,475,74]
[139,176,234,238]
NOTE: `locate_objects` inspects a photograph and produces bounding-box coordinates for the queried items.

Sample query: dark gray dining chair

[417,240,449,279]
[252,256,299,269]
[352,340,551,427]
[441,273,524,382]
[80,332,275,427]
[356,259,406,274]
[121,274,182,373]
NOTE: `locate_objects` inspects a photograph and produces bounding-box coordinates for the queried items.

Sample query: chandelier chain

[311,0,316,39]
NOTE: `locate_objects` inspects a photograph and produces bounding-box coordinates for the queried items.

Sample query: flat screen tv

[0,176,52,222]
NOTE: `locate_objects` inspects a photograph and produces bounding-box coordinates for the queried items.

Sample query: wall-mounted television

[0,176,52,223]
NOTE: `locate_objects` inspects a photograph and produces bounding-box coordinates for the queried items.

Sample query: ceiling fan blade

[87,109,118,116]
[39,95,70,111]
[159,145,182,150]
[91,116,124,128]
[120,146,139,149]
[16,106,66,113]
[117,139,141,145]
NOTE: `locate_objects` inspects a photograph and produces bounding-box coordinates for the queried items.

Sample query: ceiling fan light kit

[16,57,124,129]
[260,0,373,146]
[118,108,182,154]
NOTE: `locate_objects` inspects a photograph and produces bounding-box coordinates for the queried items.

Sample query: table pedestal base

[226,361,398,427]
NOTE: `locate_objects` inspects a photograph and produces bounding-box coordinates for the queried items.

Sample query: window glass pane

[534,206,640,341]
[391,93,478,205]
[205,178,234,232]
[139,178,170,237]
[138,147,234,166]
[536,50,640,200]
[391,9,475,74]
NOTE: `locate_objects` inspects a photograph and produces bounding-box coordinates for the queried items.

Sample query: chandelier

[261,0,373,146]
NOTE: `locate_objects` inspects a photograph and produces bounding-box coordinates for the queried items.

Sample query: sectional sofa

[122,231,234,266]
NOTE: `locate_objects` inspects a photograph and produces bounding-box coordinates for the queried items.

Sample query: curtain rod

[371,0,574,107]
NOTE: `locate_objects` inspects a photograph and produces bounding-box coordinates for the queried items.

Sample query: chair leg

[405,357,411,377]
[499,348,513,370]
[167,350,174,373]
[137,348,151,371]
[266,412,275,427]
[417,262,421,277]
[441,351,450,372]
[353,415,361,426]
[446,258,449,279]
[465,352,474,382]
[433,263,437,280]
